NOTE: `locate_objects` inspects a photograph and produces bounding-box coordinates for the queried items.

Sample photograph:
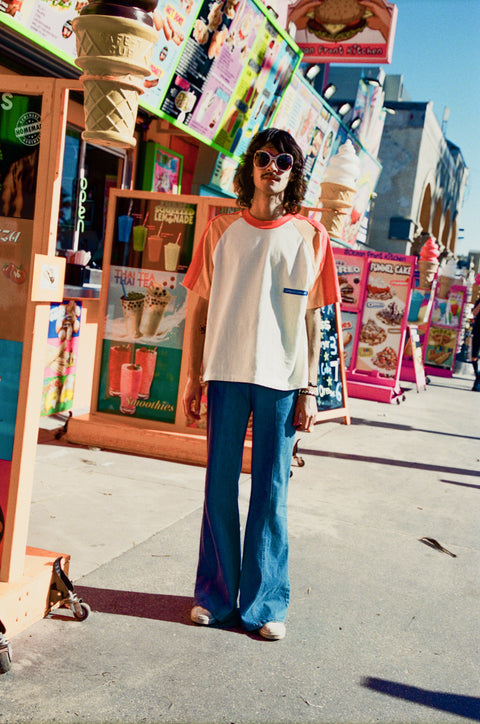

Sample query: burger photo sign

[288,0,398,64]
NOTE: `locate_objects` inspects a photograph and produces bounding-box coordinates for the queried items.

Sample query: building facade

[326,67,469,257]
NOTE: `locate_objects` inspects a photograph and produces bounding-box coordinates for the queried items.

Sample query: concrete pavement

[1,369,479,723]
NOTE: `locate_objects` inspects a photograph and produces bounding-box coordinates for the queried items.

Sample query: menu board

[334,249,368,312]
[340,311,358,369]
[153,0,300,155]
[424,285,467,372]
[142,0,203,110]
[97,195,196,423]
[354,256,414,379]
[317,304,343,411]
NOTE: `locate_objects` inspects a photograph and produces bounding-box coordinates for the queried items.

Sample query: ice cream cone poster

[354,255,414,378]
[41,301,81,416]
[288,0,398,64]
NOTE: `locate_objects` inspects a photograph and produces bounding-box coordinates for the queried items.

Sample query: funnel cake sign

[288,0,398,64]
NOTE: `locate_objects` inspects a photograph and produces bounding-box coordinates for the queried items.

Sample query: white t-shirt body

[183,208,339,391]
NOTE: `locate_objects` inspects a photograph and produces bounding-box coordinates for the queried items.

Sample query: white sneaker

[191,605,215,626]
[259,621,286,640]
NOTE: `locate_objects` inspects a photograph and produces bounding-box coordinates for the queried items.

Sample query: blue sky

[339,0,480,256]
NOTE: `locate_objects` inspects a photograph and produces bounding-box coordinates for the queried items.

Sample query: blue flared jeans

[194,381,297,631]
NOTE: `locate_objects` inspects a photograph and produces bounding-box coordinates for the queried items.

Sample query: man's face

[252,144,293,197]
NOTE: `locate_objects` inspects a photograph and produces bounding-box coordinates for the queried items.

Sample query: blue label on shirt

[283,287,308,296]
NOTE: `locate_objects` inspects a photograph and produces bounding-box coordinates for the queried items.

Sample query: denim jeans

[194,381,297,631]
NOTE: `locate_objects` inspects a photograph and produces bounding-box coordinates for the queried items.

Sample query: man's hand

[293,392,317,432]
[182,375,203,423]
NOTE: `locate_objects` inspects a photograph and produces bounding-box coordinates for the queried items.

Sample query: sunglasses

[253,150,294,172]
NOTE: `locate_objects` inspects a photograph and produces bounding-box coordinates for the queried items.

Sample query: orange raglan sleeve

[306,219,341,309]
[182,218,216,300]
[183,211,241,299]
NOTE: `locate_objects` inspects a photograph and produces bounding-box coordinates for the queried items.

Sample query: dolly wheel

[74,601,91,621]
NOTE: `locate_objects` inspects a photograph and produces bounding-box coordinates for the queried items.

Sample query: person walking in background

[471,296,480,391]
[182,128,340,640]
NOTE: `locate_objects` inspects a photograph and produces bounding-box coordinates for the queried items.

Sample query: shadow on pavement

[361,676,480,721]
[299,448,479,478]
[75,586,193,625]
[350,417,479,442]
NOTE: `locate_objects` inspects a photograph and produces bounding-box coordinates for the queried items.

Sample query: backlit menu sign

[288,0,398,64]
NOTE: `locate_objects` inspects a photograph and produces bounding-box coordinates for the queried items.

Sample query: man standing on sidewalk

[182,128,340,640]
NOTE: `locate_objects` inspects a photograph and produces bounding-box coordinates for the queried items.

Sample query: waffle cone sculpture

[319,140,360,240]
[417,260,438,289]
[72,2,158,149]
[319,182,356,239]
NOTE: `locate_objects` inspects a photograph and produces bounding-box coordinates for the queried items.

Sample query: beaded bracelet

[298,388,317,397]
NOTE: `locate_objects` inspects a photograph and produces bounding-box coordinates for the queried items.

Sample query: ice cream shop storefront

[0,0,413,646]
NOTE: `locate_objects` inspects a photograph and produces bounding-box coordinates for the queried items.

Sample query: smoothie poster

[97,265,188,423]
[41,301,81,416]
[354,255,414,379]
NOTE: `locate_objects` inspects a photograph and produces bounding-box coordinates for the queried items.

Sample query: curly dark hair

[233,128,306,214]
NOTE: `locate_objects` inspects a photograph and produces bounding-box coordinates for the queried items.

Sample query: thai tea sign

[288,0,398,64]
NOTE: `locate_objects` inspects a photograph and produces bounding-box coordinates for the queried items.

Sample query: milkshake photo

[121,292,145,338]
[140,283,172,337]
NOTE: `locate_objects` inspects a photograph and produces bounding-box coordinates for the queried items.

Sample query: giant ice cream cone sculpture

[72,1,158,149]
[320,140,360,240]
[417,235,439,289]
[437,257,458,298]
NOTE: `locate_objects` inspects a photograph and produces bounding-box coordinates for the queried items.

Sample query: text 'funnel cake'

[72,0,158,149]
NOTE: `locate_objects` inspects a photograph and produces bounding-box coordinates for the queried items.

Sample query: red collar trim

[243,208,294,229]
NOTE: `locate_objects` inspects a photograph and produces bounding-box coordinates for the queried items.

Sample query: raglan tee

[183,208,340,391]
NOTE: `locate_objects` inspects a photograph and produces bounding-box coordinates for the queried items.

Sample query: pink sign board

[354,255,414,379]
[288,0,398,64]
